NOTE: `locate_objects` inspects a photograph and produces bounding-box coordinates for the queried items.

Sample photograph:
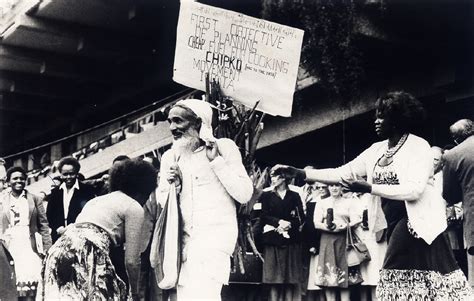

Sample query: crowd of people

[0,92,473,301]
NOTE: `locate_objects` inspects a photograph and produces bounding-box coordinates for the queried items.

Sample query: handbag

[346,225,371,267]
[150,183,182,289]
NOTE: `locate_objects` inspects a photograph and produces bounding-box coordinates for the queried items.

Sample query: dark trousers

[0,242,17,301]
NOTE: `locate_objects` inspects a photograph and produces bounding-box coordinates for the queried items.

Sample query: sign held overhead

[173,1,304,117]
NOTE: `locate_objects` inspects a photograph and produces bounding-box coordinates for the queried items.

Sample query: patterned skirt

[315,232,363,288]
[377,217,473,300]
[38,223,129,301]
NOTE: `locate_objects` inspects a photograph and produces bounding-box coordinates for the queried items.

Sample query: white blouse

[8,191,29,227]
[306,134,447,244]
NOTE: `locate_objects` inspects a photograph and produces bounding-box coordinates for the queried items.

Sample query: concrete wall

[257,62,452,150]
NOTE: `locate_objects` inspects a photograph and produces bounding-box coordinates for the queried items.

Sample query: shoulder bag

[346,225,371,267]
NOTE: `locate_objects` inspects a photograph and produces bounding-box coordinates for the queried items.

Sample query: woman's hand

[327,223,346,232]
[57,226,67,236]
[342,178,372,193]
[278,219,291,231]
[272,164,305,179]
[328,224,347,232]
[336,223,347,231]
[326,223,336,231]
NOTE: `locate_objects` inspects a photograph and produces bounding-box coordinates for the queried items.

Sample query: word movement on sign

[174,2,304,117]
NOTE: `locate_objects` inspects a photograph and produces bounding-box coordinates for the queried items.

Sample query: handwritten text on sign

[173,2,304,117]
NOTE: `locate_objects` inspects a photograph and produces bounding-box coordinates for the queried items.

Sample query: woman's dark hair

[6,166,27,181]
[375,91,426,133]
[58,156,81,173]
[109,158,157,199]
[112,155,130,165]
[270,166,293,185]
[144,156,161,170]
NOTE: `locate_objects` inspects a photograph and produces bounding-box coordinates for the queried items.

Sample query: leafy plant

[205,75,267,272]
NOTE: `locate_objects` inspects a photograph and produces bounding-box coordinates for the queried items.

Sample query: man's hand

[342,178,372,193]
[205,141,220,161]
[0,231,11,244]
[167,163,182,187]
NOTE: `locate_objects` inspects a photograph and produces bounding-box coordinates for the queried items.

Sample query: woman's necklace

[384,133,408,158]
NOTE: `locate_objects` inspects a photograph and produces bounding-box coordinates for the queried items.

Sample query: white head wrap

[174,98,215,142]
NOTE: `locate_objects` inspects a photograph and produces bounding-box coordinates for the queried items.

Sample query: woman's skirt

[315,232,363,288]
[5,225,42,297]
[377,217,473,300]
[262,243,302,284]
[38,223,128,301]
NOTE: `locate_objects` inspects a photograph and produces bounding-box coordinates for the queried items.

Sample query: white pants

[177,278,222,301]
[176,244,229,301]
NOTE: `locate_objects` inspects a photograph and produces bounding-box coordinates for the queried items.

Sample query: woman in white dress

[0,166,52,300]
[313,183,363,301]
[273,91,473,300]
[355,193,388,301]
[305,182,329,300]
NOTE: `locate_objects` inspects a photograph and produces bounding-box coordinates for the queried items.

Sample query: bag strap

[346,221,350,245]
[344,217,355,247]
[348,225,355,246]
[295,202,304,231]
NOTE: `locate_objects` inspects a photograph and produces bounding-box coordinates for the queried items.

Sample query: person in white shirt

[274,91,473,300]
[0,158,6,192]
[46,157,96,243]
[155,99,253,301]
[0,166,51,300]
[39,158,157,301]
[299,166,318,214]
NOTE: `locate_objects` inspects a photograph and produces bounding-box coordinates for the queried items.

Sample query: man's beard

[171,131,201,158]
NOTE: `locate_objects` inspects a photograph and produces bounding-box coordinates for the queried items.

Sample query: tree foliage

[262,0,366,101]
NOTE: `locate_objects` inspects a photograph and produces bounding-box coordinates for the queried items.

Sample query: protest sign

[173,1,304,117]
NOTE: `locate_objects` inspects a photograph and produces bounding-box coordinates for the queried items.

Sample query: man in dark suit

[0,241,16,301]
[46,157,96,243]
[443,119,474,288]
